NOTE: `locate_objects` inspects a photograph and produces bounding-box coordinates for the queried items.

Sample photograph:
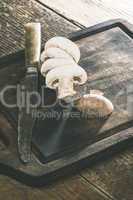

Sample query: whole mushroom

[75,90,114,118]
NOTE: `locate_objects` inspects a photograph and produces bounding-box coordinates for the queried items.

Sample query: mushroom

[40,36,87,101]
[45,36,80,63]
[41,47,74,63]
[41,57,75,76]
[46,64,87,100]
[89,89,104,96]
[75,90,114,118]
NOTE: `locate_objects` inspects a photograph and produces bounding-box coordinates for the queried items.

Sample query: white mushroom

[41,37,114,117]
[41,47,74,63]
[45,36,80,63]
[75,90,114,118]
[41,37,114,118]
[41,58,75,76]
[46,65,87,99]
[89,89,104,96]
[40,36,87,100]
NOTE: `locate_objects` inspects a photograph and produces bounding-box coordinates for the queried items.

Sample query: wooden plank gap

[35,0,86,29]
[80,174,117,200]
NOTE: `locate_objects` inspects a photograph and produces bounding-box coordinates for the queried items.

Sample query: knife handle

[25,23,41,67]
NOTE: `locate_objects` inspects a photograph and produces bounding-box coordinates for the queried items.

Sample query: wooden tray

[0,19,133,186]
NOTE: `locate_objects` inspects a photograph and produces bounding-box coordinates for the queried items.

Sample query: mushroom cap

[41,58,75,76]
[45,36,80,63]
[41,47,74,62]
[90,89,104,96]
[46,64,87,89]
[75,93,114,118]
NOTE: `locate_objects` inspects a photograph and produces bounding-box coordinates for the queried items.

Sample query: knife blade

[18,23,41,163]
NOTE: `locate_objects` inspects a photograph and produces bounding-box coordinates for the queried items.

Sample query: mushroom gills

[46,65,87,99]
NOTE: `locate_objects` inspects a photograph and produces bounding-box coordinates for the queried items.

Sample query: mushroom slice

[40,50,46,63]
[75,93,114,118]
[41,47,74,62]
[41,58,75,76]
[45,36,80,63]
[46,64,87,99]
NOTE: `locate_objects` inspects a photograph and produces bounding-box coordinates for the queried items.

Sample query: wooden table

[0,1,133,199]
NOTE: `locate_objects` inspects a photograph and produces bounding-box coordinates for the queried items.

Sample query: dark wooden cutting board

[0,19,132,186]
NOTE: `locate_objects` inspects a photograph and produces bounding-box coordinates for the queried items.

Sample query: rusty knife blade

[18,23,41,163]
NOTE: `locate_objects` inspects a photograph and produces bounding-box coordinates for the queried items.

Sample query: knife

[18,23,41,163]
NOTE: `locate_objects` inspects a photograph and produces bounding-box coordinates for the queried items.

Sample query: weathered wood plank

[0,0,78,57]
[81,147,133,200]
[38,0,133,27]
[0,174,113,200]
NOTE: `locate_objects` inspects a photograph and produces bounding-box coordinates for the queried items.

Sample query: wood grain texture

[38,0,133,27]
[81,147,133,200]
[0,174,113,200]
[0,0,78,57]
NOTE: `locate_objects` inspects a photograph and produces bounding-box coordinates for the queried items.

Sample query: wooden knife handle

[25,23,41,67]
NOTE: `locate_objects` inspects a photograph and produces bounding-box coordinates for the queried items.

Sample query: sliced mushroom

[41,58,75,76]
[45,36,80,63]
[75,90,114,118]
[46,64,87,99]
[41,47,74,63]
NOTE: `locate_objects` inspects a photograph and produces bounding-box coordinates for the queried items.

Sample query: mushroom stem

[58,77,76,99]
